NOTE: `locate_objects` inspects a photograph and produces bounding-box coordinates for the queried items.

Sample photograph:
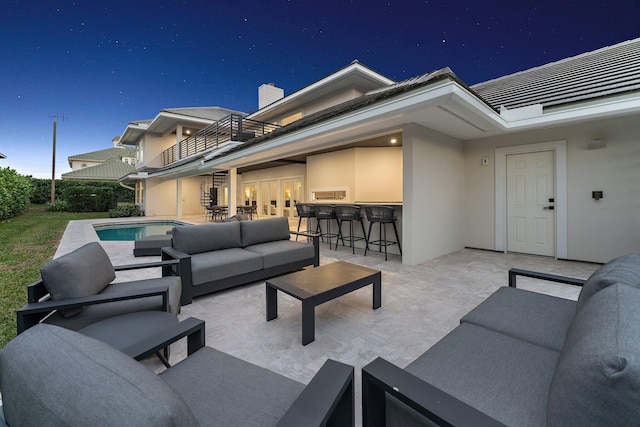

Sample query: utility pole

[50,114,67,204]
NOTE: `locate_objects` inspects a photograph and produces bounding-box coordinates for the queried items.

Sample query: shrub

[46,200,69,212]
[109,204,141,218]
[62,186,115,212]
[0,168,34,219]
[30,179,134,205]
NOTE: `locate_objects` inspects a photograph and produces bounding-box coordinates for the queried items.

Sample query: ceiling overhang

[146,112,215,136]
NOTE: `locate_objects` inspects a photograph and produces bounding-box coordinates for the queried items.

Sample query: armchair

[17,242,188,334]
[0,324,355,426]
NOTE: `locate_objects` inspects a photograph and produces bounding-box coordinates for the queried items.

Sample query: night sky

[1,0,638,178]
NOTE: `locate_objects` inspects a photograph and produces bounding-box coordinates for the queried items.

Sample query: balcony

[160,114,280,167]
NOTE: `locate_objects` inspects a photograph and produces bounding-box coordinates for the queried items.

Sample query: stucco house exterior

[119,38,640,265]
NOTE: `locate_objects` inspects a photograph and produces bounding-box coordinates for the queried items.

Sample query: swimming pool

[94,221,187,241]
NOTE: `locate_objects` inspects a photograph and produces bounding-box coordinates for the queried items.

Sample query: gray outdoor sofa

[363,253,640,426]
[0,323,354,426]
[162,216,320,305]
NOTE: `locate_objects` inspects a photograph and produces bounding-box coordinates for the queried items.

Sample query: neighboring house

[63,139,137,181]
[120,38,640,265]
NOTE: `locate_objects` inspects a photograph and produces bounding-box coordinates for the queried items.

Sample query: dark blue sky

[1,0,638,178]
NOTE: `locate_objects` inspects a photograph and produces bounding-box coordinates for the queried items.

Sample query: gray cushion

[43,276,182,331]
[172,222,242,254]
[400,323,559,427]
[190,248,263,285]
[240,217,291,247]
[548,284,640,426]
[577,253,640,311]
[40,242,116,318]
[161,346,304,426]
[461,286,577,351]
[0,324,198,426]
[244,240,315,269]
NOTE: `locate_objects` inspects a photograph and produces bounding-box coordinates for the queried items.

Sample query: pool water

[94,221,186,241]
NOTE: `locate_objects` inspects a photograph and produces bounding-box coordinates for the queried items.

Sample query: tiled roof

[62,158,136,181]
[472,38,640,109]
[68,147,136,162]
[161,107,246,121]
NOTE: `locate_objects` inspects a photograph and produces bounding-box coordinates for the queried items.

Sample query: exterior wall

[463,114,640,263]
[138,134,176,169]
[253,88,364,125]
[307,150,356,201]
[403,124,465,265]
[179,176,207,216]
[354,147,402,202]
[144,178,177,217]
[306,147,402,203]
[303,88,363,117]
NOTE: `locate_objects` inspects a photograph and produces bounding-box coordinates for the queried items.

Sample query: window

[311,189,347,201]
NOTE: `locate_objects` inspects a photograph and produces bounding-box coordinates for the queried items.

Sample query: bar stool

[294,203,316,241]
[314,204,339,246]
[364,205,402,261]
[334,205,367,254]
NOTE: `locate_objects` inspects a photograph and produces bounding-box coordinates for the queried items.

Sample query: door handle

[543,206,555,210]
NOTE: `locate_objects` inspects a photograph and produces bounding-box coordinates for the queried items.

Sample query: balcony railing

[160,114,280,167]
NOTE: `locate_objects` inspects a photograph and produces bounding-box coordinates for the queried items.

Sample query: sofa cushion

[244,240,315,269]
[398,323,559,427]
[42,276,182,331]
[548,284,640,426]
[40,242,116,318]
[161,346,304,426]
[190,248,263,285]
[172,222,242,255]
[0,324,198,426]
[461,286,577,351]
[577,253,640,311]
[240,217,291,247]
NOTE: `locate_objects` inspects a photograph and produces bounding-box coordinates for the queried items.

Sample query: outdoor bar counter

[305,202,402,257]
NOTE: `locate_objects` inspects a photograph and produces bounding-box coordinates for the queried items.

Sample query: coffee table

[79,311,205,367]
[266,261,381,345]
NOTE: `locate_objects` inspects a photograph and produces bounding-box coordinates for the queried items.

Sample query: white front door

[506,151,555,257]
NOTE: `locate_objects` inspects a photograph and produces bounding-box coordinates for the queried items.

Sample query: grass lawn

[0,204,108,348]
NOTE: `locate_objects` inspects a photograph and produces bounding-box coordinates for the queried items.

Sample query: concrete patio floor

[58,217,600,425]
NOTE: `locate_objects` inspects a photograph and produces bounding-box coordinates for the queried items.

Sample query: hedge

[0,168,34,219]
[62,186,116,212]
[30,179,134,206]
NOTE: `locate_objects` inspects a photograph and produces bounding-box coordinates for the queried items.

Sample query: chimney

[258,83,284,109]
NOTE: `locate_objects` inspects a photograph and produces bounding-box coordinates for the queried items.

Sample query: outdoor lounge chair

[0,324,355,426]
[16,241,187,334]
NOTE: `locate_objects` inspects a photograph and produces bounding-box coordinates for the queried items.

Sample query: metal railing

[160,114,280,167]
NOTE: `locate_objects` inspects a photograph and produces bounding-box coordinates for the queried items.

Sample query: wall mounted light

[390,138,397,144]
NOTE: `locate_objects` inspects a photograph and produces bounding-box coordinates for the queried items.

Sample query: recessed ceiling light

[390,138,397,144]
